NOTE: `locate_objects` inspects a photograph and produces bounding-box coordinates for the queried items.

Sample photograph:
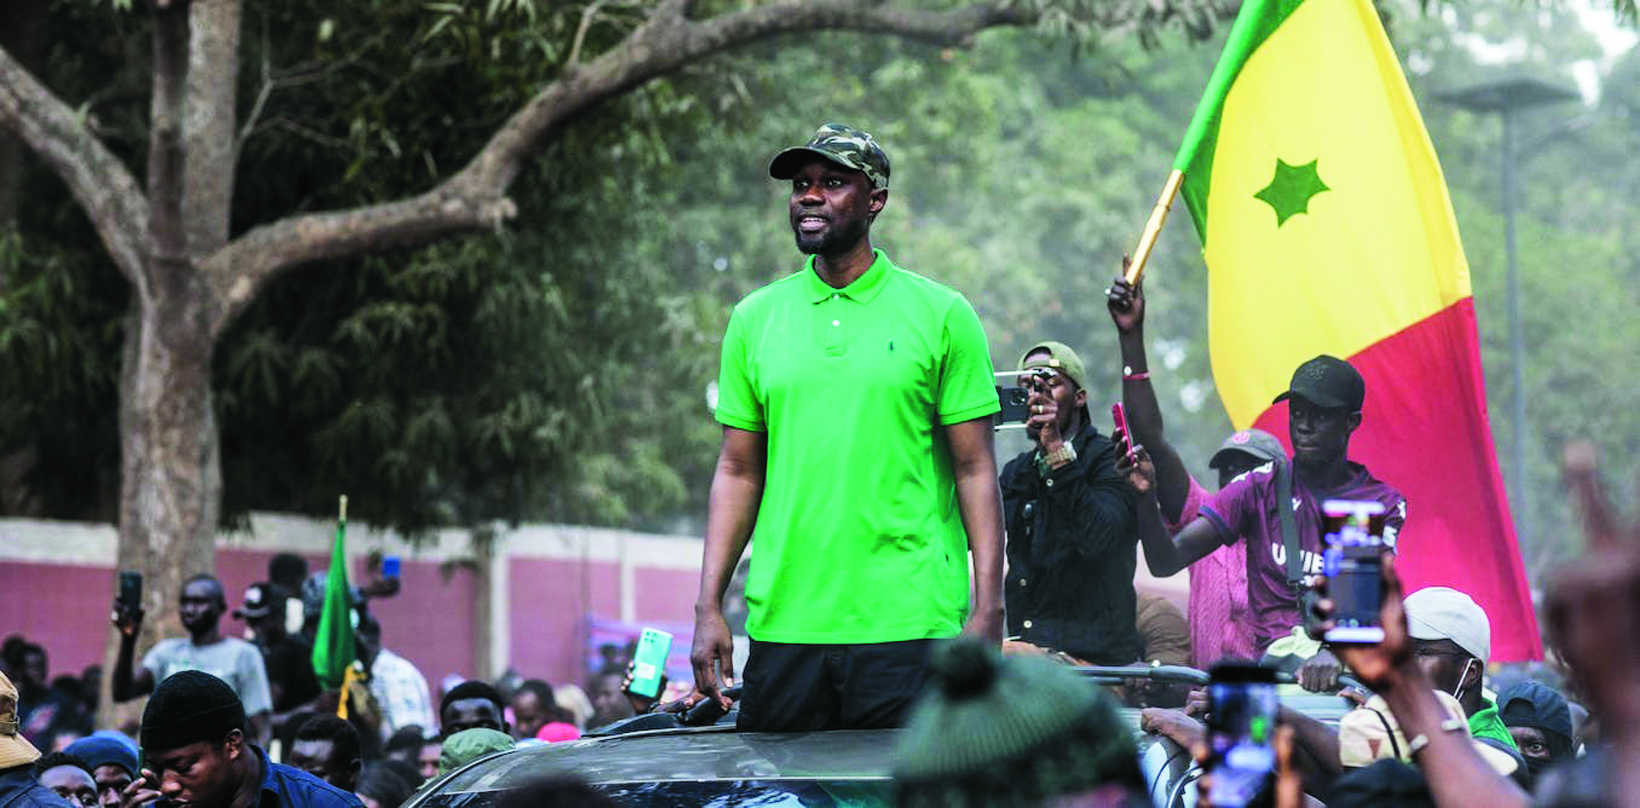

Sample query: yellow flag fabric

[1170,0,1542,660]
[1177,0,1471,426]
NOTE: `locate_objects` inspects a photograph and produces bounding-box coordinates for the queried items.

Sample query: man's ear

[1073,388,1088,409]
[868,188,887,218]
[223,729,245,760]
[1346,411,1363,434]
[1461,657,1483,694]
[348,758,363,776]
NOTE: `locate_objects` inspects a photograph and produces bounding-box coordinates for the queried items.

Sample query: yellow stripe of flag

[1185,0,1472,427]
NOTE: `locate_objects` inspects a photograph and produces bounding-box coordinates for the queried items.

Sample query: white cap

[1404,587,1490,664]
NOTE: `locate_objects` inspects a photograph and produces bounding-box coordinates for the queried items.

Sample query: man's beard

[795,214,870,256]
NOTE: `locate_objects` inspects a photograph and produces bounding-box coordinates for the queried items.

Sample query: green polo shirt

[715,249,1000,644]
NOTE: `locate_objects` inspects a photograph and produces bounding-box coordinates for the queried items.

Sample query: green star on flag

[1253,158,1329,226]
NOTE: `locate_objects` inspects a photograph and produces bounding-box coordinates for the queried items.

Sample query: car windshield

[420,780,892,808]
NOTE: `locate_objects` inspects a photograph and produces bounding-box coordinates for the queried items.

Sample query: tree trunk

[101,275,221,728]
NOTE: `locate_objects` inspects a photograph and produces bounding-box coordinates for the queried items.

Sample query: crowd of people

[1,550,657,808]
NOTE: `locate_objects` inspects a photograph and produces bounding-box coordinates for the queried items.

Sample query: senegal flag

[1174,0,1540,659]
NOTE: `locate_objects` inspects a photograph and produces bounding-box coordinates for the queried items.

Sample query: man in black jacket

[999,341,1141,665]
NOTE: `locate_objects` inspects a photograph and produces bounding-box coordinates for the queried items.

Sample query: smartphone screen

[1321,499,1388,644]
[626,628,673,699]
[1207,663,1279,808]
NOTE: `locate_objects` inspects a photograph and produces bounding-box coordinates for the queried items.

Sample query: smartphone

[625,628,673,699]
[1321,499,1389,643]
[117,570,143,610]
[1110,402,1137,462]
[1207,663,1280,808]
[992,369,1050,426]
[381,555,401,580]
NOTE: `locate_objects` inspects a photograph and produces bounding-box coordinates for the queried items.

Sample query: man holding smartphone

[998,341,1141,665]
[687,124,1005,732]
[1117,350,1406,659]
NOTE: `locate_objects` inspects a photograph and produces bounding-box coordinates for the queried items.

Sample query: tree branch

[203,0,1036,336]
[0,43,150,285]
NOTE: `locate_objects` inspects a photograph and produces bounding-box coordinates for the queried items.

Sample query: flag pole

[1125,169,1185,285]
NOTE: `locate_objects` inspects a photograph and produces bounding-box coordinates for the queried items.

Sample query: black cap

[232,582,275,620]
[1272,355,1364,411]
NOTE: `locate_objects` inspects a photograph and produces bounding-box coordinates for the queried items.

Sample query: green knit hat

[891,640,1142,807]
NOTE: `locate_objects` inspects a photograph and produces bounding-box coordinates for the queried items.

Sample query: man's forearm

[1278,705,1342,783]
[954,470,1005,622]
[946,418,1004,633]
[1119,329,1191,521]
[696,467,761,615]
[1135,490,1186,577]
[112,637,139,702]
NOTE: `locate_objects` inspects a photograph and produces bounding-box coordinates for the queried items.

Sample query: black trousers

[735,638,935,732]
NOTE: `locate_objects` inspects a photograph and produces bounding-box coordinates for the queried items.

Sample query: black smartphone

[993,369,1050,425]
[117,570,143,610]
[1321,499,1389,643]
[1207,662,1279,808]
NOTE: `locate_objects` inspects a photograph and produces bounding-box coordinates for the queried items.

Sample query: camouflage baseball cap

[768,123,891,190]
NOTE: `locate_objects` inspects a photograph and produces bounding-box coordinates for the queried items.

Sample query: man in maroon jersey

[1119,355,1407,657]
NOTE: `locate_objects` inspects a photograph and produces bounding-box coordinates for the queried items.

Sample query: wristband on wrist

[1122,364,1150,381]
[1406,716,1467,757]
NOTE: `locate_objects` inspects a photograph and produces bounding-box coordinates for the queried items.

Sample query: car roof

[418,690,1353,800]
[430,727,899,793]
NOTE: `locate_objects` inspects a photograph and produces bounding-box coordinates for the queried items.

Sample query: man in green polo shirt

[686,123,1006,732]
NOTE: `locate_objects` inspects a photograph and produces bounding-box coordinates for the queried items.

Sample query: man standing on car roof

[687,123,1006,732]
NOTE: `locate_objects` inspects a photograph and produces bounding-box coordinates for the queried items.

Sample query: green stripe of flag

[1173,0,1308,243]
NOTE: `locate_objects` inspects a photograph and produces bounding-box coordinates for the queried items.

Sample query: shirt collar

[803,249,894,304]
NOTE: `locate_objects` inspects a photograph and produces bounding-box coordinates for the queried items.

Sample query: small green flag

[312,495,355,690]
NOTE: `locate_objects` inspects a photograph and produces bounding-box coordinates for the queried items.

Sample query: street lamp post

[1435,77,1579,551]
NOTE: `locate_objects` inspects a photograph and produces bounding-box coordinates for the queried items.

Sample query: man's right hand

[112,601,144,638]
[1106,258,1146,335]
[687,607,735,712]
[120,769,160,808]
[1114,438,1156,497]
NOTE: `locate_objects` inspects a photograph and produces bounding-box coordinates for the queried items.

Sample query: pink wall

[634,568,698,624]
[0,564,115,678]
[363,557,476,683]
[507,557,619,688]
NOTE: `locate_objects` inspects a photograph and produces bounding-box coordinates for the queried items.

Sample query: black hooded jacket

[1000,424,1141,665]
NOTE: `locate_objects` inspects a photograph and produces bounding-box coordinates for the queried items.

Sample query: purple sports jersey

[1199,460,1406,651]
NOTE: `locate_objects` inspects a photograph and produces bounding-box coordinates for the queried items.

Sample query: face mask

[1452,658,1476,701]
